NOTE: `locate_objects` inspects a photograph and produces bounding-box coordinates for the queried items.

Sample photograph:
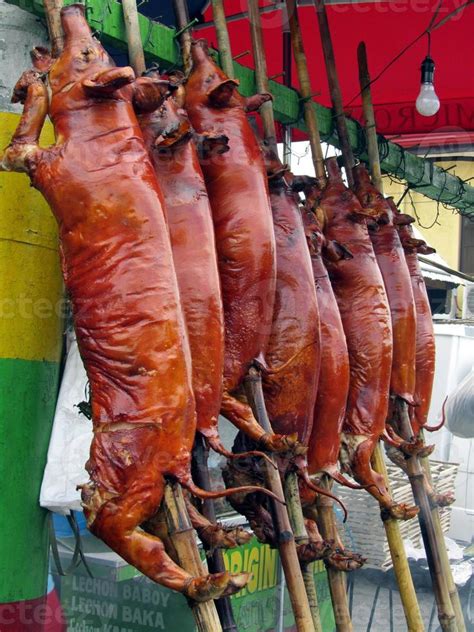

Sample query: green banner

[57,537,335,631]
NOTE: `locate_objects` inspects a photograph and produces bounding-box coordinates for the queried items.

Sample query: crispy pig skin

[321,159,392,440]
[185,40,297,452]
[138,81,225,451]
[353,165,417,406]
[394,202,436,436]
[300,206,350,478]
[315,159,414,515]
[263,170,320,447]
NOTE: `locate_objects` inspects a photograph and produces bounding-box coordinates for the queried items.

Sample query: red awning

[198,1,474,147]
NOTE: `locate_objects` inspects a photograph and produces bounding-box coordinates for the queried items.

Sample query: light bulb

[415,56,440,117]
[416,83,440,116]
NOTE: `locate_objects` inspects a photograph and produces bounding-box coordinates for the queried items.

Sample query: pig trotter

[258,431,306,456]
[185,571,251,602]
[244,92,273,112]
[184,494,251,550]
[326,550,366,572]
[429,491,455,508]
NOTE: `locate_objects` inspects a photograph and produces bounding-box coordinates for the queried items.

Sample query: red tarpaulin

[198,1,474,148]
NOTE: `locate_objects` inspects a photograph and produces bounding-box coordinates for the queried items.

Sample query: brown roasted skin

[353,165,417,406]
[300,206,350,483]
[319,159,416,519]
[262,153,320,449]
[1,5,250,601]
[137,76,228,456]
[184,40,296,454]
[394,200,436,437]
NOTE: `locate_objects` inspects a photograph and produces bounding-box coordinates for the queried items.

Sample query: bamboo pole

[163,483,223,632]
[397,405,458,632]
[285,0,325,185]
[192,436,239,632]
[247,0,277,153]
[285,473,323,632]
[420,442,466,632]
[122,0,146,76]
[357,41,459,632]
[316,478,353,632]
[43,0,64,57]
[245,369,316,632]
[172,0,193,75]
[211,0,235,79]
[121,5,223,631]
[281,5,292,167]
[312,0,354,186]
[371,445,425,631]
[357,43,382,193]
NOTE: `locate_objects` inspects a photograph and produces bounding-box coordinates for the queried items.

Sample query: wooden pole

[356,41,460,632]
[164,483,223,632]
[43,0,64,57]
[122,0,146,76]
[312,0,354,186]
[121,5,223,631]
[398,405,458,632]
[247,0,277,153]
[285,0,325,185]
[316,478,353,632]
[211,0,235,79]
[371,445,425,631]
[245,369,316,632]
[420,441,466,632]
[285,473,323,632]
[192,436,239,632]
[173,0,193,75]
[357,43,382,193]
[281,5,292,167]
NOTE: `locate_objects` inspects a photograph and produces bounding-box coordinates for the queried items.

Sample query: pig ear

[30,46,53,73]
[83,66,135,97]
[393,213,415,226]
[207,79,239,107]
[418,243,436,255]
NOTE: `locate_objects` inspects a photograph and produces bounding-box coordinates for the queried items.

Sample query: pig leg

[340,434,419,520]
[1,80,48,174]
[385,445,455,509]
[84,472,249,601]
[383,421,434,458]
[303,503,365,571]
[184,494,251,551]
[298,518,334,563]
[221,390,300,454]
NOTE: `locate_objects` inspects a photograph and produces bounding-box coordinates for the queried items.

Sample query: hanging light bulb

[416,55,440,117]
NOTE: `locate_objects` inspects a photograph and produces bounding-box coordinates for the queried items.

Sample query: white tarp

[40,332,92,514]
